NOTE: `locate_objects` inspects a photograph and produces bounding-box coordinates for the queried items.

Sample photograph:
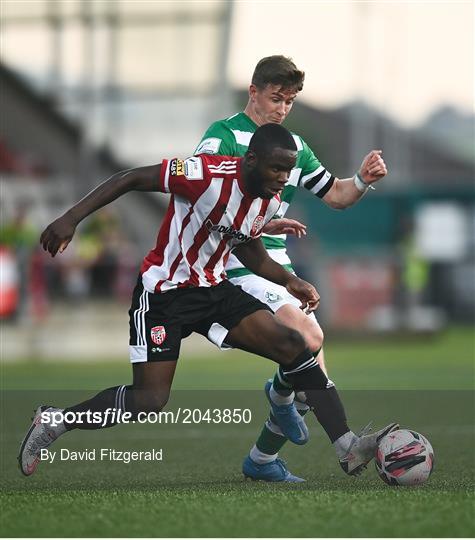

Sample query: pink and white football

[375,429,434,486]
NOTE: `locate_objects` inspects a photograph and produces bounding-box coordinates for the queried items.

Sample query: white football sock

[333,431,358,459]
[249,445,278,465]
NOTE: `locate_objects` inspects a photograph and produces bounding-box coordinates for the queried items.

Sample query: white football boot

[18,405,66,476]
[339,422,399,476]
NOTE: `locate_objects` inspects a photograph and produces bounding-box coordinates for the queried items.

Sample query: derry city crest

[150,326,166,346]
[251,215,265,237]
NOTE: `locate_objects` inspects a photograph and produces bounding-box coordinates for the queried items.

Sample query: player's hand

[262,218,307,238]
[358,150,387,185]
[40,214,77,257]
[285,275,320,314]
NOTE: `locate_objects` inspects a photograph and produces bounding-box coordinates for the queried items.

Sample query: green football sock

[255,424,286,455]
[257,347,321,456]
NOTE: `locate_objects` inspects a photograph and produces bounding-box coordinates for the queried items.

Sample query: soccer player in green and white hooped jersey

[195,55,390,482]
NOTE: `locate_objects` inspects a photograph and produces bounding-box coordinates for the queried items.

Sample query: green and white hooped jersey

[194,112,335,278]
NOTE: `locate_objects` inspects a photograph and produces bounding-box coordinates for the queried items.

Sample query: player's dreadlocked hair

[252,55,305,92]
[248,123,297,158]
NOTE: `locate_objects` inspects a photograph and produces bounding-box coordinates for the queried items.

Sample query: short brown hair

[251,55,305,92]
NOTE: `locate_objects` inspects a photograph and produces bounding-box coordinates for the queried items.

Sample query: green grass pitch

[1,327,474,537]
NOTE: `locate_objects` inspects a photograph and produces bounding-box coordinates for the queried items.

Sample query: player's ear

[249,84,258,101]
[245,150,258,168]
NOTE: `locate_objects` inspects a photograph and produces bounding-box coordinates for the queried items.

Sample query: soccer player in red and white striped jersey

[140,154,280,293]
[19,123,397,479]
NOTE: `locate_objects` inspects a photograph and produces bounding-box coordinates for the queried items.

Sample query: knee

[272,327,307,365]
[304,325,324,352]
[132,388,170,413]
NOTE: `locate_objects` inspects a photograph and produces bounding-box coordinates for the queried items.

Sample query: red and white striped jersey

[140,154,281,293]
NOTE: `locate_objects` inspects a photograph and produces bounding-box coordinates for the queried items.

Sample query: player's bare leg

[240,304,326,480]
[18,361,177,476]
[229,309,398,478]
[227,310,341,464]
[228,309,312,451]
[276,304,325,365]
[131,361,178,413]
[226,309,308,363]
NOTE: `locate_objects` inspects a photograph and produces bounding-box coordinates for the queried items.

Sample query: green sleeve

[194,121,237,156]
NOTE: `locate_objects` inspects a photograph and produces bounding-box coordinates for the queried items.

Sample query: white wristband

[353,173,375,193]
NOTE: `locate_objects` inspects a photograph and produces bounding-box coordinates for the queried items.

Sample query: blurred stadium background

[1,0,474,361]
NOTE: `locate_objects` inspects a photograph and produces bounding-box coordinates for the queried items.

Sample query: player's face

[247,147,297,199]
[249,84,298,126]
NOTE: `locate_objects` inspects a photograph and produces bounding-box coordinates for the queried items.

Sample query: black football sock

[281,349,350,443]
[272,347,322,395]
[63,385,137,430]
[271,369,293,396]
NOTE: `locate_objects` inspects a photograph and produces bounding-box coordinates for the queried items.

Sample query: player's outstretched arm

[234,239,320,313]
[40,164,161,257]
[322,150,388,209]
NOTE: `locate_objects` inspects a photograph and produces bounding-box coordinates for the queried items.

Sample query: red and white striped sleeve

[157,156,210,202]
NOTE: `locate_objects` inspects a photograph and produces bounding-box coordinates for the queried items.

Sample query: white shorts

[206,273,317,350]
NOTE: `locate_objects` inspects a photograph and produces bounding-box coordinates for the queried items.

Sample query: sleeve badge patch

[195,137,222,155]
[184,157,204,180]
[170,159,185,177]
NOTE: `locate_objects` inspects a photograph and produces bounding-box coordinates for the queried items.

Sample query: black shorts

[128,278,271,362]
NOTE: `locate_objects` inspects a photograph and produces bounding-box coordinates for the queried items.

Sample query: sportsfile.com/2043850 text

[41,408,252,428]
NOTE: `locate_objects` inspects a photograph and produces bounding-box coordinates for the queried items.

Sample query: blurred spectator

[56,242,92,302]
[82,208,121,298]
[114,232,140,302]
[396,215,430,313]
[1,201,140,315]
[48,208,138,303]
[0,246,18,318]
[0,202,39,320]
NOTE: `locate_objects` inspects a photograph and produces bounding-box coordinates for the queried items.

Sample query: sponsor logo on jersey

[205,219,252,243]
[170,159,184,177]
[184,157,203,180]
[195,137,221,155]
[150,325,166,346]
[251,215,265,236]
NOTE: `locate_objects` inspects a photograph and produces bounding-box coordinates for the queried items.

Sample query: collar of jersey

[239,112,259,130]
